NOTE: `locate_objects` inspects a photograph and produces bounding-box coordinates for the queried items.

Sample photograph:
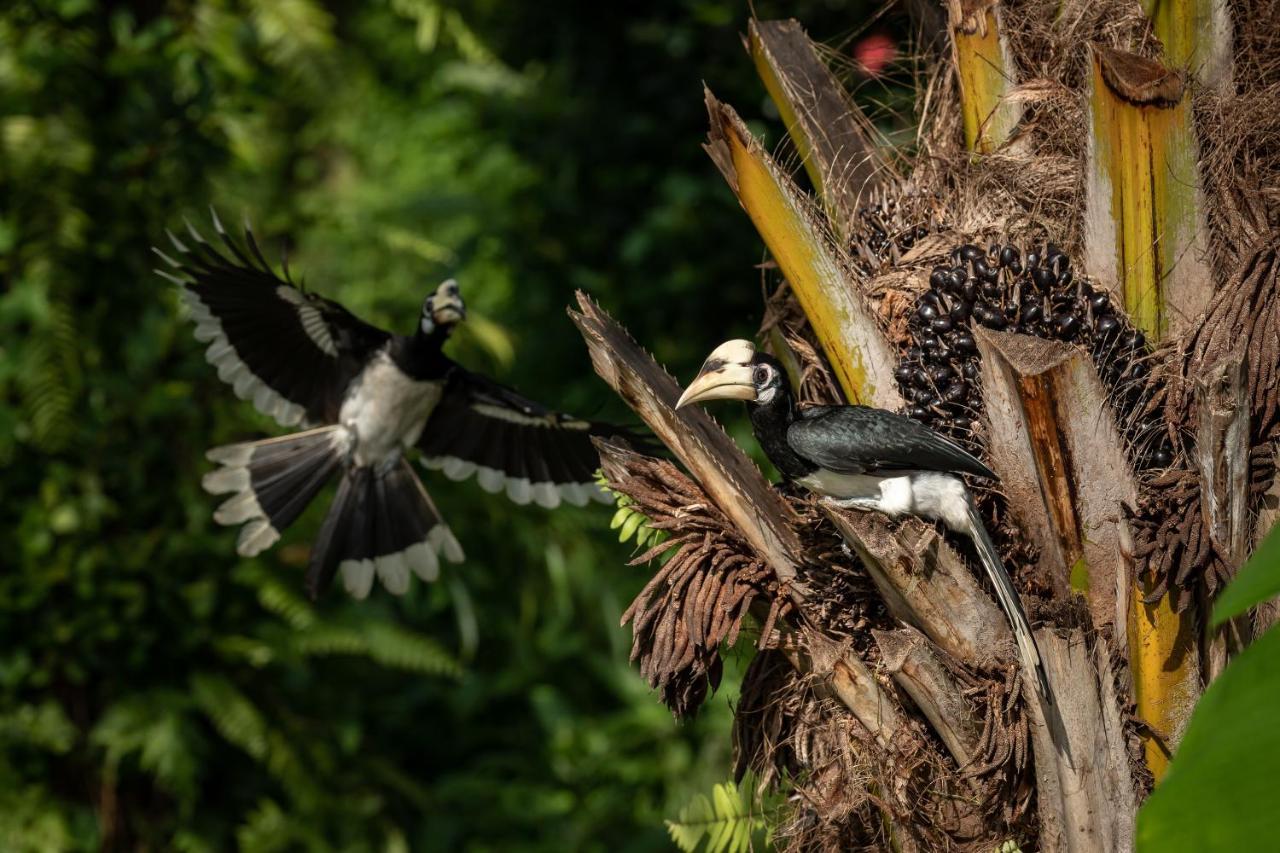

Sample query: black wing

[787,405,996,479]
[155,211,390,427]
[417,369,628,508]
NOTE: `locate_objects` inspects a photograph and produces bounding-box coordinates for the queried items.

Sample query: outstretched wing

[787,405,996,480]
[417,369,629,508]
[155,211,390,427]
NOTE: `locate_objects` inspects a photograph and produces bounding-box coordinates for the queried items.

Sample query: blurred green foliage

[0,0,875,849]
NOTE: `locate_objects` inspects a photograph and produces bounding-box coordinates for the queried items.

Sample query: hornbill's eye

[753,365,772,387]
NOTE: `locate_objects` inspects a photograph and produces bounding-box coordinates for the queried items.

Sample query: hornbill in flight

[676,339,1050,699]
[155,212,621,600]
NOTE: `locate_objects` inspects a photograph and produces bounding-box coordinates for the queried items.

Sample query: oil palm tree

[573,0,1280,848]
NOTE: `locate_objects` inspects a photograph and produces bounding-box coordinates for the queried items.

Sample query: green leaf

[291,623,461,678]
[0,701,76,753]
[190,674,270,762]
[92,692,203,800]
[1136,624,1280,850]
[665,776,764,853]
[1211,521,1280,627]
[363,623,462,677]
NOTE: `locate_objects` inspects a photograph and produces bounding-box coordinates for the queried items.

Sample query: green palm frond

[666,777,767,853]
[597,472,667,550]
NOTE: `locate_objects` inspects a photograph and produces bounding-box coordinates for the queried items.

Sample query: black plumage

[417,368,623,507]
[160,210,634,599]
[786,406,997,480]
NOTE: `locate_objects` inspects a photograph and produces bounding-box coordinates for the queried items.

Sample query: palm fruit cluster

[894,241,1174,469]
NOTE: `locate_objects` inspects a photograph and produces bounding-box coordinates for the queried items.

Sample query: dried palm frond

[599,442,788,717]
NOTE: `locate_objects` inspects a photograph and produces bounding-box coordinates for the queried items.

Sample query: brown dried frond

[962,665,1034,822]
[740,633,1029,849]
[791,498,884,640]
[599,442,787,717]
[734,649,809,790]
[1165,241,1280,444]
[1131,240,1280,604]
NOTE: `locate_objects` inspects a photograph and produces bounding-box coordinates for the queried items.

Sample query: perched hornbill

[676,339,1050,698]
[155,212,621,600]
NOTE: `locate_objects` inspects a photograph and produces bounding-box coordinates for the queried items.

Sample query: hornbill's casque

[155,212,624,600]
[676,339,1050,699]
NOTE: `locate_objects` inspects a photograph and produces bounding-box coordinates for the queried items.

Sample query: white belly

[339,353,443,467]
[799,468,970,531]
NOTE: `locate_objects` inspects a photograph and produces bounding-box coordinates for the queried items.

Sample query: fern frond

[256,574,318,630]
[91,691,203,800]
[291,625,369,657]
[292,624,461,678]
[666,777,766,853]
[0,786,75,853]
[231,564,318,631]
[235,798,297,851]
[189,674,270,762]
[189,674,315,800]
[17,283,79,454]
[363,623,462,677]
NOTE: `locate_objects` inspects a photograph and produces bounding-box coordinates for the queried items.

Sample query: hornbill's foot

[819,495,883,512]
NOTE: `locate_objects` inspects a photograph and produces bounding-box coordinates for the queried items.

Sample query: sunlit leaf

[1136,625,1280,850]
[665,776,765,853]
[1212,521,1280,627]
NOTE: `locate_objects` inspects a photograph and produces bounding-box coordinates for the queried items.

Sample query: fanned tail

[963,500,1053,702]
[202,426,347,557]
[306,458,464,600]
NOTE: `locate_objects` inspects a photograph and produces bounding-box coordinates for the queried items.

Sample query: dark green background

[0,2,901,849]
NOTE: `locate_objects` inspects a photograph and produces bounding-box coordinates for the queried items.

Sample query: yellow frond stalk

[1084,46,1212,341]
[1086,45,1207,781]
[747,18,889,239]
[948,0,1020,153]
[1143,0,1233,86]
[703,89,902,410]
[1127,581,1202,778]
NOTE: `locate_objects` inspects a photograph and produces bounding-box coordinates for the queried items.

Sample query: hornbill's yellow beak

[675,339,758,409]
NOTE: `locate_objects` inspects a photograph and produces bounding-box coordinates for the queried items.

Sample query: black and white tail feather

[162,210,634,599]
[308,460,463,599]
[203,426,348,557]
[961,499,1050,700]
[201,427,463,600]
